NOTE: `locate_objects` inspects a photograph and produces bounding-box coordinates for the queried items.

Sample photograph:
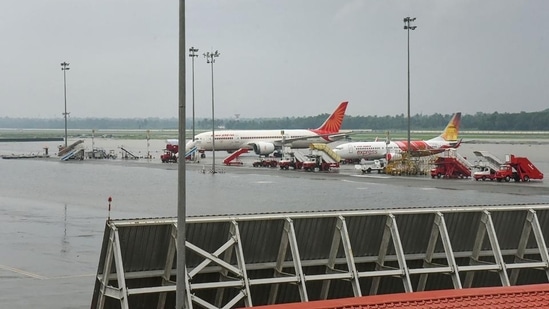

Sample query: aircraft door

[234,134,241,147]
[206,133,213,148]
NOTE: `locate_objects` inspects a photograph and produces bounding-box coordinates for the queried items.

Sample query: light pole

[189,47,199,143]
[61,61,70,149]
[204,50,220,174]
[403,17,416,158]
[176,1,187,307]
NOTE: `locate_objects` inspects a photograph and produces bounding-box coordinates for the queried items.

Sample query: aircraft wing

[317,130,374,142]
[275,130,372,144]
[324,130,372,139]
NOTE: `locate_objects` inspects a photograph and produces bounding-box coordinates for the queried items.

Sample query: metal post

[177,0,187,307]
[146,129,150,160]
[204,51,220,174]
[189,47,199,142]
[61,62,70,149]
[403,17,416,158]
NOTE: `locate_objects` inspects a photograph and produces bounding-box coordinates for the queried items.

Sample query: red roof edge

[249,283,549,309]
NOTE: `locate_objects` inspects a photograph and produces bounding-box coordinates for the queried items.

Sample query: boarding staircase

[431,149,472,178]
[60,147,84,161]
[452,149,474,170]
[119,147,138,159]
[309,143,341,163]
[473,151,503,171]
[58,140,84,157]
[223,148,249,165]
[185,146,198,159]
[291,150,309,163]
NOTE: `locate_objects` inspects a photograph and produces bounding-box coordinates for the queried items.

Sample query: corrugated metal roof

[90,204,549,308]
[251,283,549,309]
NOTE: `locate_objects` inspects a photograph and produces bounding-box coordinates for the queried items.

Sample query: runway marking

[350,174,392,179]
[50,273,96,279]
[0,264,48,280]
[341,179,363,184]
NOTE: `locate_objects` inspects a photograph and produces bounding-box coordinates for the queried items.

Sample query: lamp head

[189,47,199,57]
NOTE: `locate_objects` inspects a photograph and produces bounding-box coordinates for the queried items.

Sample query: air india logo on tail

[440,112,461,141]
[314,101,348,134]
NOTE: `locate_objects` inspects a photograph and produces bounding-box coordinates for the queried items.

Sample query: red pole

[108,196,112,220]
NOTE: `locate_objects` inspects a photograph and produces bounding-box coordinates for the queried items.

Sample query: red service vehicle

[223,148,249,166]
[494,154,544,182]
[252,158,278,168]
[301,155,339,172]
[160,144,178,163]
[301,157,319,171]
[278,157,297,170]
[430,156,471,179]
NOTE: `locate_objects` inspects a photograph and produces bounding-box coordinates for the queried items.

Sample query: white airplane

[181,101,350,156]
[333,112,462,161]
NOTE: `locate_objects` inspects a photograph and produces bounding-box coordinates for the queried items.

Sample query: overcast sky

[1,0,548,119]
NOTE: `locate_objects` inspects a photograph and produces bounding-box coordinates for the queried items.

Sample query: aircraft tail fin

[436,112,461,141]
[314,101,348,133]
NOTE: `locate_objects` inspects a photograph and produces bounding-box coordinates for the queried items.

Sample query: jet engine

[386,153,403,162]
[251,142,275,155]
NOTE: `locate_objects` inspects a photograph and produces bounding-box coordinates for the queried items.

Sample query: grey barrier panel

[90,204,549,309]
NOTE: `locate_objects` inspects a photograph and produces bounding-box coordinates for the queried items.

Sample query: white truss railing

[92,204,549,309]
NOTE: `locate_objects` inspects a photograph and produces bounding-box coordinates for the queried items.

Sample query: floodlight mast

[403,17,417,158]
[204,51,220,174]
[60,62,70,149]
[189,47,199,143]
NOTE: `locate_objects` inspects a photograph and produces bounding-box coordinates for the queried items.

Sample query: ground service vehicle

[430,156,471,179]
[301,154,339,172]
[278,157,297,170]
[252,158,278,168]
[355,159,385,174]
[160,144,178,163]
[494,155,543,182]
[473,167,497,181]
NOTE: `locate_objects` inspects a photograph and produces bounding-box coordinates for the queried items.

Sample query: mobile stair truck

[161,143,179,163]
[472,150,503,181]
[494,154,544,182]
[430,148,472,179]
[280,144,341,172]
[306,143,341,172]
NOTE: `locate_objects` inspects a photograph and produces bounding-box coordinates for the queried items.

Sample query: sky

[1,0,548,119]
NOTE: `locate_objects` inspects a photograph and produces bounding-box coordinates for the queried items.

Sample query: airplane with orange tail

[333,112,462,162]
[183,101,352,156]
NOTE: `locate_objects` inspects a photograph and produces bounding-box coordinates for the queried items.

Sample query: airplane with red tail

[333,112,462,162]
[182,101,352,156]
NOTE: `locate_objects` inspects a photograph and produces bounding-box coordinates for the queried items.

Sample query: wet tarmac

[1,139,548,308]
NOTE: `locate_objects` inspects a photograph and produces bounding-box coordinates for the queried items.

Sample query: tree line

[1,109,549,131]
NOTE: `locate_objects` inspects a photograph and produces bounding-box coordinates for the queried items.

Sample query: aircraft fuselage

[192,129,337,152]
[334,140,456,160]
